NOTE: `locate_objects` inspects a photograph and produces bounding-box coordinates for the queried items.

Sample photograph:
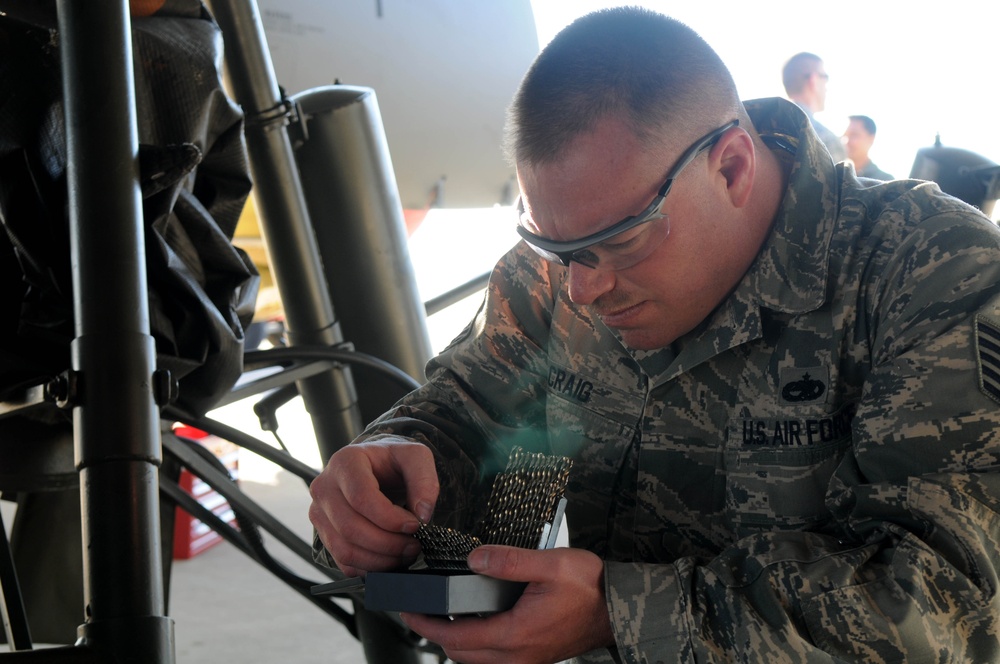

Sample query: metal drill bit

[415,447,572,570]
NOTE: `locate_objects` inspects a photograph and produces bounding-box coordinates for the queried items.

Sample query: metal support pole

[206,2,421,661]
[56,0,174,660]
[207,0,364,464]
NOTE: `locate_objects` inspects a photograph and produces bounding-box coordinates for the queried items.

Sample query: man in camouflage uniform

[310,8,1000,663]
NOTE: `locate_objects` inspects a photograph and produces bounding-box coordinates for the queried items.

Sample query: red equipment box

[172,425,240,560]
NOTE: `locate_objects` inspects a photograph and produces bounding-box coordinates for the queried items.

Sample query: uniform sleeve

[605,207,1000,662]
[354,241,562,529]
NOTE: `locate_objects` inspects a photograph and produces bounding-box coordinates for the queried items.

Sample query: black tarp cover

[0,0,259,416]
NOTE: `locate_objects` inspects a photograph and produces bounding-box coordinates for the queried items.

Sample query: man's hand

[400,546,615,664]
[308,438,439,578]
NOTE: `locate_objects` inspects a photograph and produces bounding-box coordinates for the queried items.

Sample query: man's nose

[567,261,615,305]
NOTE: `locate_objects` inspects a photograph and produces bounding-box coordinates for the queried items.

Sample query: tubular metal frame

[1,0,172,660]
[1,0,468,661]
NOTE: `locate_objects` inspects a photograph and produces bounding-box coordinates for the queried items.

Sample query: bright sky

[528,1,1000,181]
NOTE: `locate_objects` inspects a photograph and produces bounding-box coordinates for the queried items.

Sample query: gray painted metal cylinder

[290,85,433,420]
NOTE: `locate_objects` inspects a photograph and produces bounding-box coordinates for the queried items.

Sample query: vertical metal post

[207,0,365,463]
[56,0,174,660]
[207,2,421,661]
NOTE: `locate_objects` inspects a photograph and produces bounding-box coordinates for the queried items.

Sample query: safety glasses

[516,119,738,270]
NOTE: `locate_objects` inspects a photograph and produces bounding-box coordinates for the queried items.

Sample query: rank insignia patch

[975,315,1000,404]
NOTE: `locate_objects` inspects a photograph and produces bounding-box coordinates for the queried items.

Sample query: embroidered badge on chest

[778,366,829,405]
[975,315,1000,404]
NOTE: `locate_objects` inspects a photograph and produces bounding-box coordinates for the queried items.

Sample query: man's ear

[709,126,755,208]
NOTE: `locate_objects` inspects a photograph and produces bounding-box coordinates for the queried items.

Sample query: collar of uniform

[741,97,837,314]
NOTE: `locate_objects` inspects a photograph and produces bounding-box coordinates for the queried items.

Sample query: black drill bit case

[311,570,526,615]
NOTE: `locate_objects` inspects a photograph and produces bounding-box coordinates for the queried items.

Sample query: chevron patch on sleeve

[975,315,1000,404]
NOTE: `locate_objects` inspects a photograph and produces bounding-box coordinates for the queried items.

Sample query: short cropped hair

[503,7,742,167]
[848,115,877,136]
[782,52,822,96]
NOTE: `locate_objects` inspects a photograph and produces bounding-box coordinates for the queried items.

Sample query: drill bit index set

[312,447,572,615]
[416,446,572,570]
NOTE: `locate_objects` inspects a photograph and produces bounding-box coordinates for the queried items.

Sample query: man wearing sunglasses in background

[310,7,1000,663]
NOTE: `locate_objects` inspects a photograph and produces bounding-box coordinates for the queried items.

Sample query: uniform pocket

[725,412,853,534]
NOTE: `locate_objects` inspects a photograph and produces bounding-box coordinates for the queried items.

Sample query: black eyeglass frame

[515,119,740,266]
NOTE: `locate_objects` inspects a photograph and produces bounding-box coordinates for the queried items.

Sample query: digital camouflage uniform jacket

[352,98,1000,662]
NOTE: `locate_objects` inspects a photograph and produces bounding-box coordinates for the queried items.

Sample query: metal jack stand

[0,0,174,661]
